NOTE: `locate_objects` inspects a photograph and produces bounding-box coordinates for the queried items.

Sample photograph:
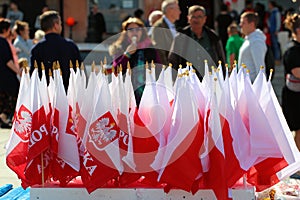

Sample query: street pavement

[0,63,286,188]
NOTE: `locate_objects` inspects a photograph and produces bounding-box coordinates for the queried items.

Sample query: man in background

[85,3,106,43]
[238,11,267,82]
[152,0,181,65]
[30,10,82,92]
[168,5,225,79]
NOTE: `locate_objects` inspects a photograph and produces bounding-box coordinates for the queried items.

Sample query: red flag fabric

[24,69,51,187]
[50,68,80,186]
[6,71,31,184]
[83,75,122,192]
[158,76,202,193]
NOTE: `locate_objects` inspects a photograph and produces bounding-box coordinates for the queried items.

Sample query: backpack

[265,44,275,80]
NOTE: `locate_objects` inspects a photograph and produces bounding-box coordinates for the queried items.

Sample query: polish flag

[84,74,123,189]
[50,67,80,185]
[201,88,229,200]
[23,68,51,187]
[6,69,31,185]
[158,76,202,192]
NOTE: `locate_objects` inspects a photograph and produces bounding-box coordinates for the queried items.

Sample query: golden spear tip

[76,60,79,68]
[104,56,107,65]
[151,60,155,68]
[179,64,182,68]
[168,63,172,67]
[49,68,52,77]
[270,69,274,73]
[34,60,38,68]
[234,60,237,64]
[214,77,218,81]
[80,62,84,70]
[145,61,149,69]
[204,59,208,63]
[260,66,264,69]
[218,60,222,65]
[225,63,228,68]
[119,64,122,73]
[41,62,45,70]
[162,65,166,69]
[69,60,73,68]
[56,61,60,69]
[127,61,131,69]
[91,61,95,72]
[246,69,250,73]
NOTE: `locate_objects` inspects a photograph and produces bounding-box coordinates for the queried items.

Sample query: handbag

[286,73,300,92]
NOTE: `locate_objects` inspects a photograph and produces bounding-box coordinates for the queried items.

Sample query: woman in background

[282,13,300,151]
[13,20,33,64]
[109,17,160,106]
[0,18,20,127]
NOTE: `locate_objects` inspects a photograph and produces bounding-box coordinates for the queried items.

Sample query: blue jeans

[270,32,281,60]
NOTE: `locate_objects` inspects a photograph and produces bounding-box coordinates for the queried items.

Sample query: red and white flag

[201,86,229,200]
[23,68,51,187]
[51,67,80,185]
[84,75,123,189]
[158,76,202,192]
[6,70,31,185]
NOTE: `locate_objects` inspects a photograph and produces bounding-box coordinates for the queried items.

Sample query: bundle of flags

[5,59,300,199]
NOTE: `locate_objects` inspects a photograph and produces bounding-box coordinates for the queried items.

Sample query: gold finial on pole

[34,60,38,68]
[91,61,95,72]
[69,60,73,68]
[127,61,131,69]
[145,61,149,69]
[49,68,52,77]
[80,62,84,70]
[41,62,45,70]
[76,60,79,68]
[104,56,107,65]
[56,61,61,69]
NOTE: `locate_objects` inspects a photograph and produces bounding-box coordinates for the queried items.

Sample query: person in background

[13,20,33,64]
[226,23,244,70]
[6,1,23,28]
[168,5,225,79]
[267,1,281,65]
[215,3,233,51]
[0,18,20,128]
[34,5,49,30]
[33,29,45,44]
[147,10,163,36]
[30,10,82,92]
[7,27,19,71]
[238,11,267,82]
[281,13,300,151]
[109,17,159,106]
[152,0,181,66]
[85,3,106,43]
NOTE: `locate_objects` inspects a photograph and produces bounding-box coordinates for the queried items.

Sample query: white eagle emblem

[90,117,118,149]
[14,106,32,141]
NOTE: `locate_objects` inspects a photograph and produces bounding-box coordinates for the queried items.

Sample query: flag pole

[243,174,247,189]
[41,152,45,187]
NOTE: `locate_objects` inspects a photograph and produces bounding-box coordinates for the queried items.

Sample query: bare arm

[6,60,21,75]
[291,67,300,79]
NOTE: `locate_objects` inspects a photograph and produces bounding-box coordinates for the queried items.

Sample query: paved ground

[0,63,286,188]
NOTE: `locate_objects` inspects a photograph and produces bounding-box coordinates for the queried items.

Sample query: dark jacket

[30,33,82,92]
[152,17,174,65]
[169,25,225,79]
